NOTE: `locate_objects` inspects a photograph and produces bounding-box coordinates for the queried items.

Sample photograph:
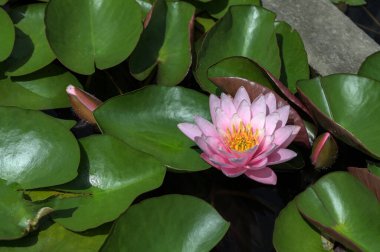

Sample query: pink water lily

[178,86,300,185]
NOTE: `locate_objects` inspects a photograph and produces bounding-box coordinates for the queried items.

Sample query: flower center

[225,122,259,152]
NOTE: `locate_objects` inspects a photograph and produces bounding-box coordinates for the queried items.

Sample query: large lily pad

[0,106,79,189]
[194,5,280,93]
[296,172,380,251]
[0,221,108,251]
[358,51,380,82]
[2,4,55,76]
[0,180,50,240]
[94,85,210,171]
[273,201,326,252]
[297,74,380,159]
[274,21,309,93]
[101,194,229,252]
[45,0,142,74]
[348,167,380,202]
[0,8,14,62]
[129,0,194,86]
[0,64,82,110]
[211,76,310,148]
[205,0,261,19]
[51,135,165,231]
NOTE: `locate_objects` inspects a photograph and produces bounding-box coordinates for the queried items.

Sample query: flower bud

[66,85,102,124]
[310,132,338,170]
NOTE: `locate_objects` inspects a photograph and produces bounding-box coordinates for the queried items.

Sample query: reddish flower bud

[310,132,338,170]
[66,85,102,124]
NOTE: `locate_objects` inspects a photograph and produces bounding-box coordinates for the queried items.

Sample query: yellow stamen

[224,122,259,152]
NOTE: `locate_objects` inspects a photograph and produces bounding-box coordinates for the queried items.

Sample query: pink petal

[194,136,214,156]
[205,137,234,157]
[215,108,231,132]
[221,167,247,177]
[201,153,234,169]
[177,123,202,141]
[245,167,277,185]
[209,94,220,124]
[195,116,218,137]
[220,93,236,118]
[255,135,274,155]
[237,100,252,125]
[251,143,277,162]
[228,145,258,165]
[233,86,251,107]
[273,125,294,147]
[251,112,266,131]
[265,112,280,135]
[251,95,266,116]
[246,157,268,170]
[276,105,290,127]
[267,149,297,165]
[264,93,277,114]
[279,126,301,148]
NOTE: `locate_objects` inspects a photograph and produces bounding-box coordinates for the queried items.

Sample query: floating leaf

[211,76,310,148]
[367,161,380,177]
[51,135,165,231]
[274,21,309,93]
[0,64,82,110]
[0,221,108,251]
[129,0,194,86]
[205,0,261,19]
[0,8,14,61]
[94,85,210,171]
[194,5,280,93]
[45,0,142,74]
[296,172,380,251]
[298,74,380,159]
[2,4,55,76]
[348,167,380,202]
[0,180,50,240]
[273,201,326,252]
[0,106,79,189]
[101,194,229,252]
[358,51,380,82]
[0,0,8,5]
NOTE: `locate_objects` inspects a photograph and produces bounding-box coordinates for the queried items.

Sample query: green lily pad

[296,172,380,251]
[348,167,380,202]
[331,0,366,6]
[0,106,79,189]
[51,135,165,231]
[297,74,380,159]
[129,0,194,86]
[194,5,280,93]
[136,0,154,17]
[0,0,8,5]
[0,64,82,110]
[0,8,14,62]
[0,221,108,251]
[206,0,261,19]
[101,194,229,252]
[358,51,380,82]
[274,21,309,93]
[45,0,142,75]
[273,201,326,252]
[94,85,210,171]
[2,4,55,76]
[0,180,51,240]
[367,161,380,177]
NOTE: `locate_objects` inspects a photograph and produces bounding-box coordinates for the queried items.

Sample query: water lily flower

[177,86,300,185]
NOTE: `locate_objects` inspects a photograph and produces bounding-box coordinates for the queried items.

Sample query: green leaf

[331,0,366,6]
[194,5,280,93]
[367,161,380,177]
[101,194,229,252]
[0,106,79,189]
[297,74,380,159]
[0,8,14,61]
[206,0,261,19]
[2,4,55,76]
[348,167,380,202]
[0,180,50,240]
[45,0,142,75]
[0,0,8,5]
[129,0,194,86]
[135,0,154,17]
[0,221,108,251]
[358,51,380,82]
[51,135,165,231]
[94,85,210,171]
[274,21,309,93]
[296,172,380,251]
[273,201,326,252]
[0,64,82,110]
[54,118,77,130]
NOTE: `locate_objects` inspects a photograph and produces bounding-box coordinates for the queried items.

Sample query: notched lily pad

[0,8,15,62]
